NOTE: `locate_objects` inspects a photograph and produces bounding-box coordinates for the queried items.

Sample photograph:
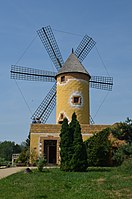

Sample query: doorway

[44,140,57,164]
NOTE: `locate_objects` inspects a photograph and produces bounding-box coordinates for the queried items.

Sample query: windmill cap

[56,52,91,77]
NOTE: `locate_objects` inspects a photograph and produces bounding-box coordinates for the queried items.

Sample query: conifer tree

[71,120,88,171]
[60,117,71,171]
[69,112,77,144]
[68,112,77,169]
[60,113,88,172]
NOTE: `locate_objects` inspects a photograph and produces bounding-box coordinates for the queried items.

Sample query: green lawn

[0,165,132,199]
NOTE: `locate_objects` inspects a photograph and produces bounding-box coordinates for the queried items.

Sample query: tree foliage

[0,141,21,161]
[60,118,71,171]
[60,113,87,171]
[71,121,88,171]
[69,112,77,144]
[111,118,132,165]
[85,128,111,166]
[0,133,30,163]
[17,147,30,164]
[17,133,30,164]
[112,117,132,144]
[25,133,30,147]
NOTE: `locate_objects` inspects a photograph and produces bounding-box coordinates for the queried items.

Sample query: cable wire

[15,34,37,65]
[53,28,83,37]
[14,34,37,114]
[95,46,110,76]
[14,80,32,115]
[93,91,109,120]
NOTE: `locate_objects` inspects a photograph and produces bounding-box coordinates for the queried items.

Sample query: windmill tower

[11,26,113,164]
[56,52,91,124]
[11,25,113,124]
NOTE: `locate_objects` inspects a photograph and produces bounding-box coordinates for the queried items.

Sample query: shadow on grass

[87,167,112,172]
[36,195,48,199]
[37,168,50,173]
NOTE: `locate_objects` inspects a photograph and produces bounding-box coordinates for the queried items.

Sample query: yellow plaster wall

[30,124,61,161]
[56,73,90,124]
[30,123,111,163]
[30,133,40,161]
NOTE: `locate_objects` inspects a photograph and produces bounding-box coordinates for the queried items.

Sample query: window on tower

[58,113,64,124]
[60,113,64,119]
[72,96,82,104]
[61,76,65,82]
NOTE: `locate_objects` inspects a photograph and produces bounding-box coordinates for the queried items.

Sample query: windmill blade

[40,92,56,123]
[90,76,113,91]
[11,65,56,82]
[31,83,56,123]
[75,35,96,63]
[37,26,64,71]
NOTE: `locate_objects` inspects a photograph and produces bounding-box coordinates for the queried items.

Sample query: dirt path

[0,167,28,179]
[0,166,58,179]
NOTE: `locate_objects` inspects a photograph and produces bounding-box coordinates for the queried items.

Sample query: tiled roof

[56,53,90,77]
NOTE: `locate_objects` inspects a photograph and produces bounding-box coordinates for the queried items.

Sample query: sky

[0,0,132,144]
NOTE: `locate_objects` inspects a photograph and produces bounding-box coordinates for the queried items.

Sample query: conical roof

[56,53,90,77]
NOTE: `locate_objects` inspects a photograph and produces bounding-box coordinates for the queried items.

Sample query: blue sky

[0,0,132,144]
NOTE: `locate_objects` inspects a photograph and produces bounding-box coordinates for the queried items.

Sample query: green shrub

[17,147,30,164]
[112,144,132,166]
[111,118,132,166]
[112,117,132,144]
[0,157,10,167]
[85,128,111,166]
[112,147,125,166]
[116,158,132,174]
[37,156,47,172]
[0,157,5,166]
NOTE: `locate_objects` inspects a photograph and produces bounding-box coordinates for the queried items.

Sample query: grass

[0,161,132,199]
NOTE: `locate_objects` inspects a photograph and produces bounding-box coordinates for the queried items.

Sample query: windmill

[11,25,113,125]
